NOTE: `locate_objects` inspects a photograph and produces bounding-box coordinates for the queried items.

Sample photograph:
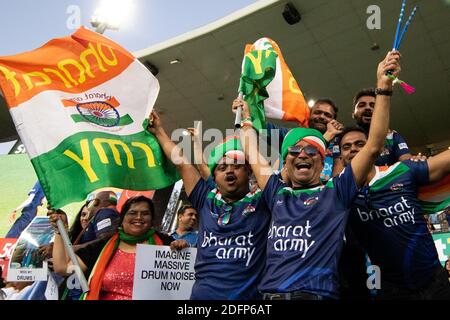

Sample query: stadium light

[90,0,134,34]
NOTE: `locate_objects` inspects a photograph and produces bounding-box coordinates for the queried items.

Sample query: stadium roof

[1,0,450,152]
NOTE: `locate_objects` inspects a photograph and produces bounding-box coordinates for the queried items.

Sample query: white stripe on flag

[265,58,284,120]
[10,60,158,158]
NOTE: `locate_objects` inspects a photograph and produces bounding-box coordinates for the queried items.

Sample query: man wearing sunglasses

[238,98,344,183]
[338,126,450,299]
[235,51,401,300]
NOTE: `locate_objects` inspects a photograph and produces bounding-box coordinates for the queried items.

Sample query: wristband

[375,88,393,96]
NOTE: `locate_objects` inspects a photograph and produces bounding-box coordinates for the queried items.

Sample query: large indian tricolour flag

[0,27,179,209]
[239,37,310,130]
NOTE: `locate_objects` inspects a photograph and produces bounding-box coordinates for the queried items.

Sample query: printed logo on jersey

[267,220,315,258]
[304,196,319,206]
[398,143,408,150]
[356,196,415,228]
[380,148,390,157]
[201,231,255,267]
[242,205,256,217]
[390,183,404,192]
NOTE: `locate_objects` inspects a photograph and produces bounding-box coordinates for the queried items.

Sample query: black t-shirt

[76,231,174,276]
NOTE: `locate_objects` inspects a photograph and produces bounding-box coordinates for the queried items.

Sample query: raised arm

[49,212,87,276]
[186,125,211,180]
[148,112,201,196]
[325,120,345,178]
[351,51,401,187]
[427,150,450,184]
[322,120,344,144]
[232,98,273,190]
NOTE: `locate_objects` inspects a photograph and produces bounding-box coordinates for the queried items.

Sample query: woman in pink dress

[51,196,187,300]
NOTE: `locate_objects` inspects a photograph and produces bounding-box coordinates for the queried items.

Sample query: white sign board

[132,244,196,300]
[7,217,54,282]
[45,272,59,300]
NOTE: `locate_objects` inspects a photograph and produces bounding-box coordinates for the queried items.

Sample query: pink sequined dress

[100,248,135,300]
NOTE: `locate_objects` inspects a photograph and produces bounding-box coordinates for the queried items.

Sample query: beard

[309,118,327,134]
[355,110,373,128]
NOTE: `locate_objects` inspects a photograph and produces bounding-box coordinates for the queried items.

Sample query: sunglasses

[287,145,319,157]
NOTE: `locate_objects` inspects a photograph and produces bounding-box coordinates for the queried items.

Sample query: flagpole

[234,92,244,129]
[56,219,89,293]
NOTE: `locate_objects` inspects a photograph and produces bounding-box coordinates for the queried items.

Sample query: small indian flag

[239,37,310,130]
[0,27,179,208]
[418,174,450,214]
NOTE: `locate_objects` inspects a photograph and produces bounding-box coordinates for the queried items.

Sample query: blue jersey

[376,130,410,166]
[333,129,410,167]
[259,166,359,299]
[188,178,271,300]
[170,230,198,247]
[349,160,440,289]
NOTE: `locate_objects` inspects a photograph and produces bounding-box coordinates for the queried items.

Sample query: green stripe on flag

[420,197,450,215]
[31,130,179,208]
[71,114,134,126]
[239,49,277,131]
